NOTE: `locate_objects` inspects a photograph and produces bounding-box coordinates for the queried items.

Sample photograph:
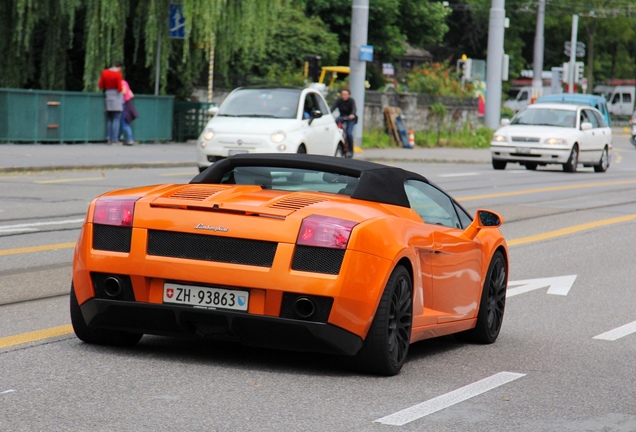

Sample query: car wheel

[198,167,207,173]
[524,163,538,170]
[334,144,345,158]
[352,265,412,376]
[492,159,507,170]
[456,251,507,344]
[593,147,609,173]
[563,145,579,173]
[70,284,142,347]
[297,145,307,154]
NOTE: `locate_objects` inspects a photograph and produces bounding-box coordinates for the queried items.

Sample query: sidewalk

[0,141,492,173]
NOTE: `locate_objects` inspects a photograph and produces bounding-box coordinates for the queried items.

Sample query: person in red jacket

[98,61,124,145]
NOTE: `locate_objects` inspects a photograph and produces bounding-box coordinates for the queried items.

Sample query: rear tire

[297,145,307,154]
[334,144,345,158]
[524,163,538,170]
[70,284,142,347]
[593,147,609,173]
[492,160,507,170]
[352,266,412,376]
[563,145,579,173]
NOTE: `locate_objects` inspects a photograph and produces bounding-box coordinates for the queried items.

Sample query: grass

[361,126,493,149]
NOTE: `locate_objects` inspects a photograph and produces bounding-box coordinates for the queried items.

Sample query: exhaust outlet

[294,297,316,319]
[103,276,124,298]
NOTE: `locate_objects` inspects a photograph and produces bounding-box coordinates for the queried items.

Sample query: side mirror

[463,209,503,240]
[500,118,510,126]
[581,121,592,131]
[308,109,322,125]
[208,106,220,116]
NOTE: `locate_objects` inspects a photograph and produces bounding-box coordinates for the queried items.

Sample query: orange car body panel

[73,183,507,343]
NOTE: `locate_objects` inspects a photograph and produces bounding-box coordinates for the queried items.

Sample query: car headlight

[271,131,286,143]
[492,134,507,143]
[545,137,567,145]
[203,128,214,141]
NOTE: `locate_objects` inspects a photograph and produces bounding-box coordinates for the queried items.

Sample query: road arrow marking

[593,321,636,341]
[507,275,577,298]
[374,372,526,426]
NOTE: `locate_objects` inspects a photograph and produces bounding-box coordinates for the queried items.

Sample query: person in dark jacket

[330,89,357,157]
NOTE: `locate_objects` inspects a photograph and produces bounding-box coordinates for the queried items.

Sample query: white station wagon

[490,103,612,172]
[196,87,345,172]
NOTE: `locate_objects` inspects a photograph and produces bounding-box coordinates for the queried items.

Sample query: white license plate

[516,147,532,154]
[229,149,248,156]
[163,283,248,311]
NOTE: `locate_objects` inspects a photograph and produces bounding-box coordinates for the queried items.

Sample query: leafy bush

[406,61,473,97]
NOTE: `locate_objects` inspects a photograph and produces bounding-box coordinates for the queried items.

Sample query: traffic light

[575,62,584,84]
[457,55,472,81]
[304,55,321,82]
[562,62,570,84]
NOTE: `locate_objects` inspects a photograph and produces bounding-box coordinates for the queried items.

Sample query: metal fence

[0,88,174,143]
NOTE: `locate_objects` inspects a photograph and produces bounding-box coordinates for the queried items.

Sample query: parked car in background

[491,103,612,173]
[196,87,345,172]
[594,84,634,116]
[535,93,611,126]
[70,154,509,376]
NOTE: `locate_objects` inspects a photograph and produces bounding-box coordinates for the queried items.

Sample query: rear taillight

[297,215,357,249]
[92,197,140,226]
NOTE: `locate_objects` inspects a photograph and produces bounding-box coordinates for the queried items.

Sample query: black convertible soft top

[190,154,430,208]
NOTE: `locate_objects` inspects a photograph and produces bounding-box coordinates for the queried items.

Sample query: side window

[612,93,620,104]
[315,93,329,114]
[624,93,632,103]
[404,180,461,229]
[591,110,607,128]
[583,109,599,128]
[518,91,528,101]
[454,201,474,229]
[302,95,317,119]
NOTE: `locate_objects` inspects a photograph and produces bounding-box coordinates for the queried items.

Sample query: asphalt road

[1,137,636,431]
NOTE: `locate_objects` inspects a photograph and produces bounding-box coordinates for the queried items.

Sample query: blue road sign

[169,3,185,39]
[359,45,374,62]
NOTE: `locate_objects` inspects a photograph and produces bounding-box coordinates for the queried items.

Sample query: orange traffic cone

[408,129,415,148]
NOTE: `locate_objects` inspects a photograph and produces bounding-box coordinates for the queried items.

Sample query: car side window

[302,95,317,119]
[315,93,329,114]
[591,110,607,128]
[583,109,599,128]
[404,180,462,229]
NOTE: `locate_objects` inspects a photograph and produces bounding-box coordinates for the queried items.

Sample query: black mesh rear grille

[93,224,132,252]
[280,293,334,323]
[147,230,277,267]
[291,246,345,275]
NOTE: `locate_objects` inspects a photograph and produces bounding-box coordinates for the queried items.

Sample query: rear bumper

[81,298,363,356]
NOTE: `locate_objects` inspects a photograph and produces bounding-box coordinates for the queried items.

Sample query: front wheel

[351,266,412,376]
[593,147,609,173]
[563,145,579,173]
[492,159,507,170]
[456,250,507,344]
[334,144,345,158]
[70,285,142,347]
[297,145,307,154]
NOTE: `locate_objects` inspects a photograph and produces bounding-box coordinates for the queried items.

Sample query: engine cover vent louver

[269,195,326,210]
[167,186,227,201]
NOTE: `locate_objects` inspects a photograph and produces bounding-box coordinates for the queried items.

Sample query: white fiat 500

[196,87,345,172]
[490,103,612,172]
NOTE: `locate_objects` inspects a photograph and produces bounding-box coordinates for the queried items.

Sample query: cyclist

[330,89,357,157]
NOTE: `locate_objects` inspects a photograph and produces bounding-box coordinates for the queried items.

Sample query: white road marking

[593,321,636,341]
[1,389,16,395]
[374,372,525,426]
[0,218,85,234]
[438,172,480,178]
[507,275,577,298]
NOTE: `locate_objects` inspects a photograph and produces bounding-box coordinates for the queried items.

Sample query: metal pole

[208,35,215,103]
[485,0,505,129]
[531,0,545,102]
[349,0,369,151]
[568,14,578,94]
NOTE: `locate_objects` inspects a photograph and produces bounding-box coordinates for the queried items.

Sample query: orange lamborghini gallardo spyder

[71,154,508,376]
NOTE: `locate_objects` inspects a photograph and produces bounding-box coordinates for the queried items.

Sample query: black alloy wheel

[456,251,507,344]
[352,266,413,376]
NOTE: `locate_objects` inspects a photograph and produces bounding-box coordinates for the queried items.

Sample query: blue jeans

[120,106,133,142]
[336,116,355,151]
[106,111,121,143]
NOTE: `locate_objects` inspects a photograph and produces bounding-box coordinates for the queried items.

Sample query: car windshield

[511,108,576,128]
[219,166,360,195]
[218,88,301,119]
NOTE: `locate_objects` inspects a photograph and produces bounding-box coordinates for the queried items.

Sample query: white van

[597,85,635,116]
[504,86,552,112]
